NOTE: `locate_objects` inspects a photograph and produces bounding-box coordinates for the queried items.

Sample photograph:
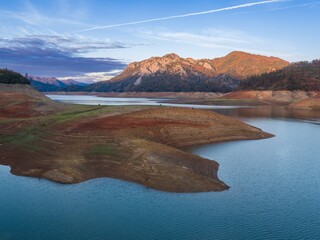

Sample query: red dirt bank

[0,84,273,192]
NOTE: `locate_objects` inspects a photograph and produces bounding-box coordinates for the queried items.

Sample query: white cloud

[0,0,91,28]
[58,70,123,83]
[141,29,261,49]
[0,34,130,56]
[139,28,296,60]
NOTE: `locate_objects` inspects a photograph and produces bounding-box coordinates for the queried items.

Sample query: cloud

[229,1,320,16]
[141,29,261,49]
[58,70,123,83]
[0,35,128,77]
[80,0,282,32]
[0,10,89,27]
[0,35,128,53]
[0,0,91,27]
[140,28,296,60]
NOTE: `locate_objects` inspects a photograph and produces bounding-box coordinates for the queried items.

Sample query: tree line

[239,60,320,91]
[0,69,30,84]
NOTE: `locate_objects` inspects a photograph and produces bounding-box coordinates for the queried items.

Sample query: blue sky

[0,0,319,82]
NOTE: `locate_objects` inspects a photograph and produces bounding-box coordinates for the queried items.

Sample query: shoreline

[4,122,272,193]
[0,85,274,192]
[46,90,320,109]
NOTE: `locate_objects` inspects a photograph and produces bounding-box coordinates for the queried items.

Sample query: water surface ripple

[1,96,320,239]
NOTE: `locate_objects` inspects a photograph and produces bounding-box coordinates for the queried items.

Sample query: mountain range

[29,76,88,92]
[15,51,306,93]
[2,50,319,94]
[84,51,289,92]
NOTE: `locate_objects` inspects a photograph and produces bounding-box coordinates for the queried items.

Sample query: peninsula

[0,78,273,192]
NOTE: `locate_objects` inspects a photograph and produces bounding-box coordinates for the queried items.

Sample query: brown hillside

[212,51,289,79]
[112,51,289,82]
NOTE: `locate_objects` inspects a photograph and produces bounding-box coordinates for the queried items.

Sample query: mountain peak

[225,51,286,62]
[162,53,181,60]
[111,51,289,86]
[86,51,290,93]
[227,51,252,57]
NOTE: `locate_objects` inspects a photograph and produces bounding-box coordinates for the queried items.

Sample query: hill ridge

[85,51,289,92]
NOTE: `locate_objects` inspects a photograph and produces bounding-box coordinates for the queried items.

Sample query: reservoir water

[46,94,250,109]
[1,96,320,239]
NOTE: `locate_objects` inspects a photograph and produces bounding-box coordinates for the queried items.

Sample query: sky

[0,0,319,82]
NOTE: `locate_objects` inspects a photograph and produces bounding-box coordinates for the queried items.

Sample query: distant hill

[29,76,88,92]
[0,69,30,84]
[83,51,289,93]
[30,80,61,92]
[59,79,88,87]
[0,70,65,118]
[239,60,320,91]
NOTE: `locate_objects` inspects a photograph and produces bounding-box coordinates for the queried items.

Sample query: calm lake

[1,95,320,240]
[46,94,249,109]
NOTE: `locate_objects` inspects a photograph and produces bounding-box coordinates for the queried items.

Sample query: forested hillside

[0,69,30,84]
[239,60,320,91]
[85,73,239,93]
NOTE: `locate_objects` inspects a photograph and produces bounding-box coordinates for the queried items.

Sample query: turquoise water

[1,98,320,239]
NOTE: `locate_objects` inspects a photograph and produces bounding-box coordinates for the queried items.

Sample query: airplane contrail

[79,0,283,32]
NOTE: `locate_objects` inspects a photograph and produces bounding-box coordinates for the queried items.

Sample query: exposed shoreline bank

[47,90,320,109]
[0,85,273,192]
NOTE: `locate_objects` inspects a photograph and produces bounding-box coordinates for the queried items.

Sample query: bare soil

[0,85,273,192]
[287,98,320,111]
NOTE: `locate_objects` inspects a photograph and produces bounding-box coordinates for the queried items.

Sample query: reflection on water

[1,119,320,240]
[1,95,320,239]
[47,94,320,122]
[46,94,252,109]
[213,105,320,122]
